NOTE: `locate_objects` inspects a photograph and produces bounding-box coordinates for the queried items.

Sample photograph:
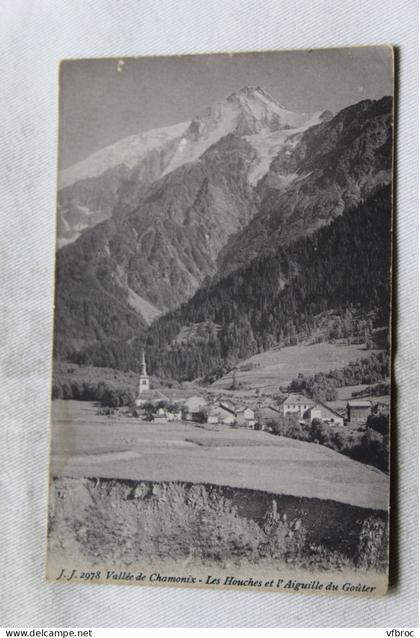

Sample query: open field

[50,400,388,511]
[326,385,390,412]
[210,343,378,391]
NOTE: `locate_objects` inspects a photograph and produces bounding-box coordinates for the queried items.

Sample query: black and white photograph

[46,47,393,596]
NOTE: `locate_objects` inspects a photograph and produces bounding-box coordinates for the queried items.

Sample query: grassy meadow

[211,342,378,391]
[50,400,388,511]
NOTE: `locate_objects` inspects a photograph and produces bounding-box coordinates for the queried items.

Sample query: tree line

[288,352,390,402]
[266,413,389,473]
[52,380,136,407]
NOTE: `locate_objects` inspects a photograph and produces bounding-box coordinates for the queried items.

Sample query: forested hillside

[145,185,391,380]
[53,134,260,360]
[63,185,391,379]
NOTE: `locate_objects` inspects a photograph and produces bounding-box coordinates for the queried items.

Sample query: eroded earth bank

[48,477,388,575]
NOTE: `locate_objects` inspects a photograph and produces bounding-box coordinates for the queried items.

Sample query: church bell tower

[138,350,150,395]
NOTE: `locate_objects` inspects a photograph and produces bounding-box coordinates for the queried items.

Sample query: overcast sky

[59,47,393,169]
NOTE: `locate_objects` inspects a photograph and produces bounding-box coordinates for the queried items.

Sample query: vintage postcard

[47,47,393,596]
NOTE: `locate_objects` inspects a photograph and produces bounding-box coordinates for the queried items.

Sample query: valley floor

[50,400,388,511]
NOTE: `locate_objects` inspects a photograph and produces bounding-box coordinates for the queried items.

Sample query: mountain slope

[54,133,260,360]
[57,123,189,246]
[61,185,392,376]
[142,185,392,381]
[217,97,392,277]
[57,87,321,246]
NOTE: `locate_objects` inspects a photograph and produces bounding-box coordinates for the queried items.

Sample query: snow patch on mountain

[245,111,325,185]
[245,130,294,185]
[59,121,189,189]
[162,102,238,176]
[162,87,318,178]
[236,86,303,126]
[56,86,324,248]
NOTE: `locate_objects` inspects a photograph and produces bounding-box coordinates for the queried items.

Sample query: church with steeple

[135,350,168,406]
[138,350,150,394]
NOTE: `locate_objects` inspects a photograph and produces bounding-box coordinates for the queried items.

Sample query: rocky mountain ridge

[57,86,322,246]
[217,97,392,276]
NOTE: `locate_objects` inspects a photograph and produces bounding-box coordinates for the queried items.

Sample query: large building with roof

[346,400,372,425]
[274,394,345,426]
[135,388,169,406]
[279,394,315,418]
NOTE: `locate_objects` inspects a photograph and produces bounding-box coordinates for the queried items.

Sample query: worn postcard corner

[47,47,393,597]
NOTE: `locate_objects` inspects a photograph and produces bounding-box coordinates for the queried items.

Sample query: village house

[182,395,207,415]
[153,407,169,423]
[149,405,184,423]
[219,399,237,413]
[206,407,220,424]
[279,394,314,418]
[180,396,206,421]
[196,404,235,425]
[169,407,182,421]
[187,400,257,427]
[163,389,201,405]
[304,402,344,427]
[236,406,256,428]
[216,405,236,425]
[258,405,282,421]
[135,388,169,407]
[346,399,372,425]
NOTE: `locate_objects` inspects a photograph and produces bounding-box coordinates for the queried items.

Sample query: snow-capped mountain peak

[59,85,313,190]
[57,86,321,246]
[162,86,316,176]
[228,85,287,108]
